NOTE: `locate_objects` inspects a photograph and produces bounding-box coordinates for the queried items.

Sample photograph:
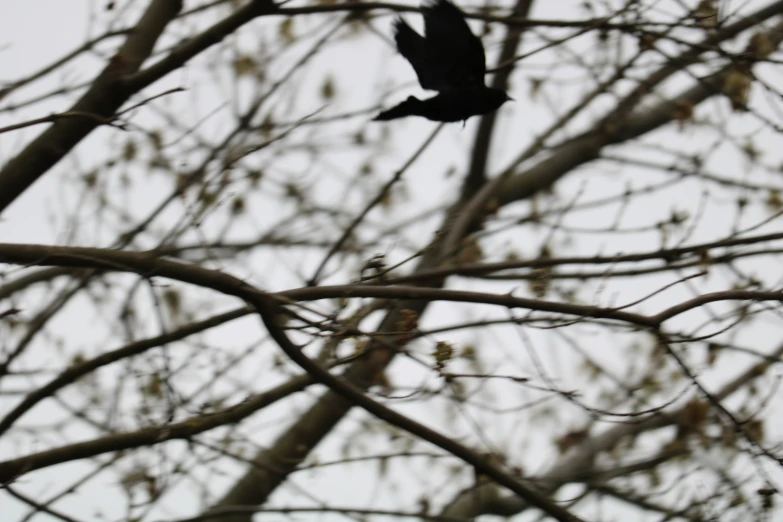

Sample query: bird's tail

[373,96,423,121]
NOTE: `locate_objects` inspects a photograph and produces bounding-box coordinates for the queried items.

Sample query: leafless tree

[2,1,783,521]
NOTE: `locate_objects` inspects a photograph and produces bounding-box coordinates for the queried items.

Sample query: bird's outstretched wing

[393,19,443,92]
[393,0,487,92]
[422,0,486,88]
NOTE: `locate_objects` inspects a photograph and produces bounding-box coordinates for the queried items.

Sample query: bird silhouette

[374,0,511,123]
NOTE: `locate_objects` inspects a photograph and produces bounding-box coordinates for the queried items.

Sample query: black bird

[373,0,511,123]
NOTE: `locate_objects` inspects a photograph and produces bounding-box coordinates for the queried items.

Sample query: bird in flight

[373,0,511,123]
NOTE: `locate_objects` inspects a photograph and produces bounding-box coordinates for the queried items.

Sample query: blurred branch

[442,340,783,518]
[0,371,314,485]
[0,0,184,213]
[441,1,783,259]
[0,306,251,436]
[0,30,127,104]
[0,111,127,135]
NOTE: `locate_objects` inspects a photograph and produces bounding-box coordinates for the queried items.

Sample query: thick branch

[0,0,183,214]
[0,0,287,214]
